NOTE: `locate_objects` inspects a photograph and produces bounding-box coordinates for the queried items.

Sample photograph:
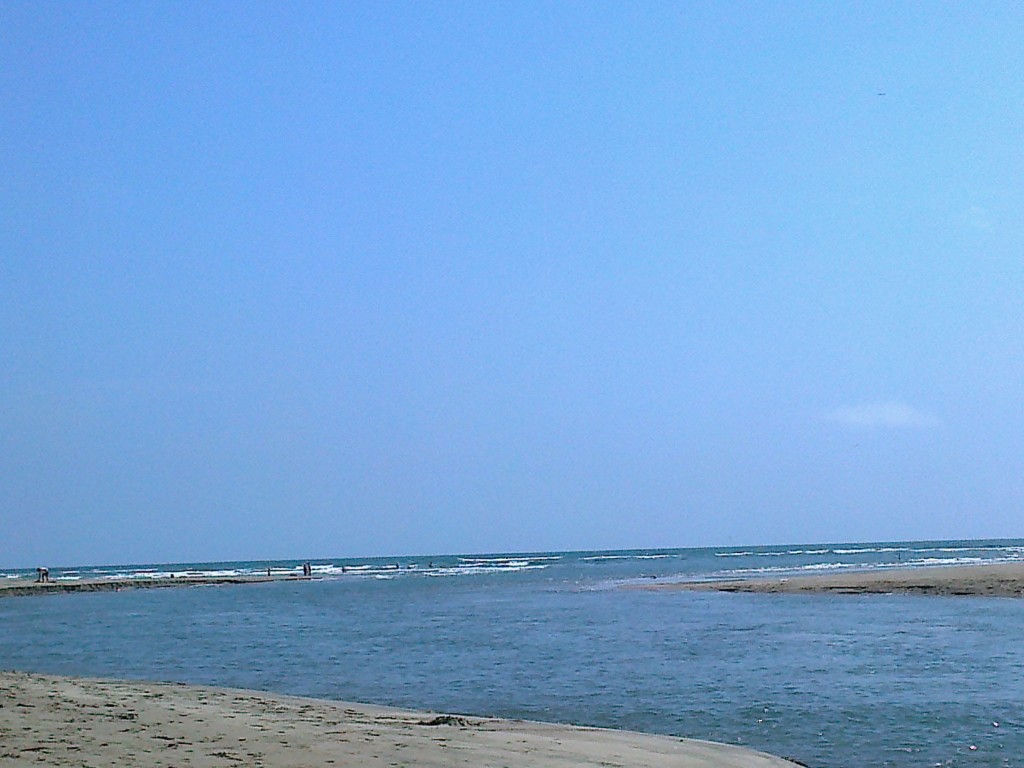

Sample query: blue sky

[2,2,1022,567]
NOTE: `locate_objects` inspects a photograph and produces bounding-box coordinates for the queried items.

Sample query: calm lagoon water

[2,540,1023,767]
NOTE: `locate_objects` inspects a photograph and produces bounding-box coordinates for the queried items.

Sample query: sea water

[2,540,1023,767]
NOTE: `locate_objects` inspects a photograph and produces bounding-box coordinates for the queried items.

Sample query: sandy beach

[0,575,309,599]
[640,562,1024,597]
[0,672,798,767]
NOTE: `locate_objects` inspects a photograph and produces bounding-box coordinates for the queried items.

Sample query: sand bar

[0,575,311,599]
[640,562,1024,597]
[0,672,799,767]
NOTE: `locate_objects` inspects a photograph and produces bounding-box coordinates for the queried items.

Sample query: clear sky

[2,2,1022,567]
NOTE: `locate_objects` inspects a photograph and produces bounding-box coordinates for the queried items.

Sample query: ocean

[2,539,1023,767]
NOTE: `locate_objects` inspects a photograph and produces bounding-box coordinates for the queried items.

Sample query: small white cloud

[824,401,940,429]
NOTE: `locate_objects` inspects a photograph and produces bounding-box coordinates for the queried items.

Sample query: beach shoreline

[636,561,1024,597]
[8,560,1024,600]
[0,574,312,598]
[0,671,799,767]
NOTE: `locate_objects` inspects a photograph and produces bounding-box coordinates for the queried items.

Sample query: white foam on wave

[96,567,251,581]
[802,562,861,571]
[910,557,985,567]
[716,544,1010,560]
[316,563,430,577]
[459,557,537,566]
[722,546,879,559]
[461,555,562,563]
[310,564,347,575]
[180,569,248,578]
[717,554,1009,579]
[427,564,549,577]
[721,562,861,577]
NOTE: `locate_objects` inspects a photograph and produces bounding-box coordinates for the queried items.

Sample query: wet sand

[0,672,799,767]
[640,562,1024,597]
[0,574,310,598]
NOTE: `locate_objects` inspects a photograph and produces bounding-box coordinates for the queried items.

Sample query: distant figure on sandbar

[302,562,311,577]
[36,567,49,583]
